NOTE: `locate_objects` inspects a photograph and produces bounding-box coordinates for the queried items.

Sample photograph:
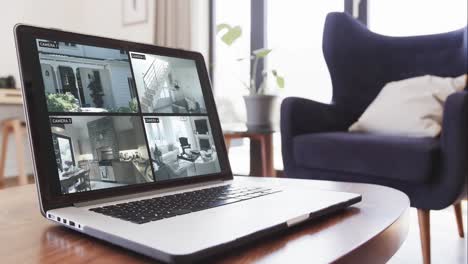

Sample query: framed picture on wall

[122,0,148,26]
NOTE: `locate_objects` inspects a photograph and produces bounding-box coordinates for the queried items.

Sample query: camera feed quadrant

[37,39,139,113]
[130,52,207,114]
[49,116,154,194]
[144,116,221,181]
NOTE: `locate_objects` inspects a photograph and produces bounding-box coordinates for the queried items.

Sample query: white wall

[1,0,81,84]
[79,0,156,44]
[108,63,134,109]
[0,0,156,85]
[191,0,210,64]
[174,66,206,109]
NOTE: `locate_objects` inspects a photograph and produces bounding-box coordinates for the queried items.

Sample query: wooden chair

[0,119,28,185]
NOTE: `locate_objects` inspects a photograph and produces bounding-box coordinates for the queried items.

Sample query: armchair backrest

[323,12,467,117]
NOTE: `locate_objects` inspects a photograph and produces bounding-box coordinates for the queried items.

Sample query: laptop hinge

[74,179,227,207]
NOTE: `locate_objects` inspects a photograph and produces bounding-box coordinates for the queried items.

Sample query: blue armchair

[281,12,467,264]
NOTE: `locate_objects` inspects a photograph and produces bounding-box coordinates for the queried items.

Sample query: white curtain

[153,0,193,49]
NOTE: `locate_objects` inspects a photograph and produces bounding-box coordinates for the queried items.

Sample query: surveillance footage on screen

[37,39,139,113]
[130,52,207,114]
[144,116,220,181]
[37,39,220,195]
[49,116,154,194]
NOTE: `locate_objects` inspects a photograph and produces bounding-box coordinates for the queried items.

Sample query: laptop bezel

[14,24,233,213]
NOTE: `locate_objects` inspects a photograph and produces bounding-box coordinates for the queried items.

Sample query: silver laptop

[14,24,361,263]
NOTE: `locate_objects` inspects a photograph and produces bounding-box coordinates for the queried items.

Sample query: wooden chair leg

[12,121,27,185]
[454,202,465,238]
[259,137,268,177]
[0,124,10,183]
[264,134,275,177]
[418,209,431,264]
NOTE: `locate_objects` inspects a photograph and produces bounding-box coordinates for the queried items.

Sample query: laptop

[14,25,361,263]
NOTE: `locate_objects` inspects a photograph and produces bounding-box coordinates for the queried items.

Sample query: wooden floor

[0,177,466,263]
[389,202,467,264]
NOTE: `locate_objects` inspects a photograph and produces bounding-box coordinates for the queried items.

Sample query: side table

[223,128,275,177]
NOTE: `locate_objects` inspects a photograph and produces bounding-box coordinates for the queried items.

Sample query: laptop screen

[36,39,221,194]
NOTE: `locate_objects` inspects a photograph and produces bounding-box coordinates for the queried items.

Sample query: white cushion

[349,74,467,137]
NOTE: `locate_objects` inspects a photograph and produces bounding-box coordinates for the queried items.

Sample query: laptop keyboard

[89,185,280,224]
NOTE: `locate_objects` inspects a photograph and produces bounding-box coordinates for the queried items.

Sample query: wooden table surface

[0,177,410,264]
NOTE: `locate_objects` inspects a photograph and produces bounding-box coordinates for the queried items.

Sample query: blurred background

[0,1,466,263]
[2,0,466,179]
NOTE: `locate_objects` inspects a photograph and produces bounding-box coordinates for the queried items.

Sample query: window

[368,0,467,36]
[212,0,251,124]
[267,1,344,103]
[211,0,346,174]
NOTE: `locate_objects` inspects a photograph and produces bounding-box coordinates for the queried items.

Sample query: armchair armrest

[437,91,468,206]
[280,97,353,174]
[280,97,351,138]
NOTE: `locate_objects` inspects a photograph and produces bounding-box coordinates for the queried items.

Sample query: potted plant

[217,24,284,131]
[242,48,284,130]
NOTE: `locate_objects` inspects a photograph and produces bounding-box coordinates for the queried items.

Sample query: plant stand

[223,129,275,177]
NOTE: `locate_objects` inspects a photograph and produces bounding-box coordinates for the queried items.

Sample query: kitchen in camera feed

[50,116,154,194]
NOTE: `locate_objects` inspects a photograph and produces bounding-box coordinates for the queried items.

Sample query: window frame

[208,0,368,90]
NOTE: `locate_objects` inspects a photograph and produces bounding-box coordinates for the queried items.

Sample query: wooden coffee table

[0,177,410,263]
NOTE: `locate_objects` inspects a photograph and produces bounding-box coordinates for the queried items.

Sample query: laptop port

[69,221,75,227]
[62,219,67,224]
[57,217,61,222]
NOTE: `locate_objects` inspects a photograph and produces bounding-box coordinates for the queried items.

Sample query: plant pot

[243,95,276,131]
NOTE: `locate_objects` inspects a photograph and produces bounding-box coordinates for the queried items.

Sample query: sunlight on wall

[267,1,344,104]
[213,0,251,124]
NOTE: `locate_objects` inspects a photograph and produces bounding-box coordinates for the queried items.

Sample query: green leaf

[220,25,242,46]
[236,55,254,61]
[270,70,284,88]
[216,23,231,33]
[253,48,272,58]
[276,76,285,88]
